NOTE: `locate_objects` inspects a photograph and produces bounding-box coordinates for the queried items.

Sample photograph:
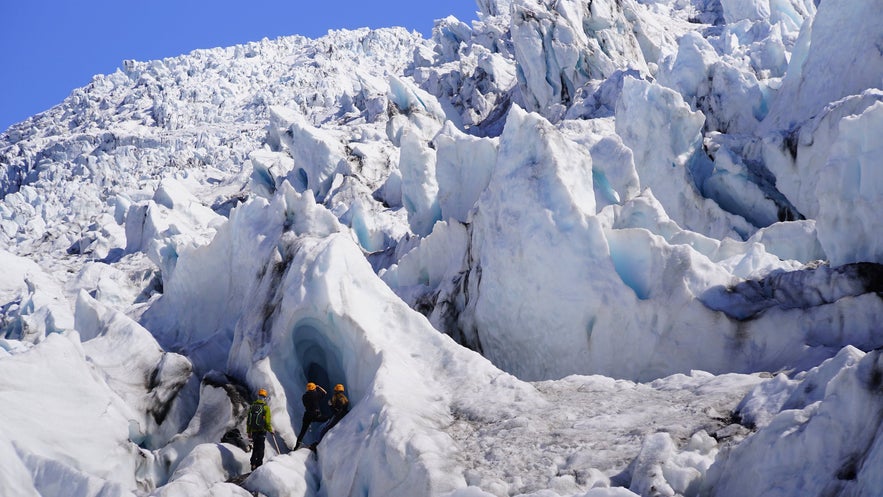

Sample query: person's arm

[265,405,273,433]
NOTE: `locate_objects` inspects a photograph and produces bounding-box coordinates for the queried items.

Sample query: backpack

[247,402,266,431]
[331,392,349,413]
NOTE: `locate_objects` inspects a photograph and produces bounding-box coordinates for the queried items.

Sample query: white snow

[1,0,882,496]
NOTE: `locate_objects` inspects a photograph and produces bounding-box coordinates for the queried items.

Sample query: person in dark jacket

[319,383,349,441]
[295,382,327,449]
[246,388,274,470]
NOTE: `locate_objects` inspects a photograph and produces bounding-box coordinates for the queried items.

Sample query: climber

[318,383,349,441]
[295,382,328,449]
[246,388,274,470]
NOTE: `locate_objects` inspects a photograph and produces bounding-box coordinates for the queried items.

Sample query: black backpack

[247,402,266,431]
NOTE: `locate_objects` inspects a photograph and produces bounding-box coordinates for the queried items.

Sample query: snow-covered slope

[1,0,882,496]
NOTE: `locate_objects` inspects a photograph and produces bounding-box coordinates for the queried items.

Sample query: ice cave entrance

[292,320,346,416]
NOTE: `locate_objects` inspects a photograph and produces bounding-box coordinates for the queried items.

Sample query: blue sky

[0,1,479,132]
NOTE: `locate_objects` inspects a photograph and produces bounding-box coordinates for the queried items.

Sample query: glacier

[1,0,882,496]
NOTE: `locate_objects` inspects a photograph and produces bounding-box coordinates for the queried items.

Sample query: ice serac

[477,0,513,17]
[124,177,223,283]
[0,250,74,343]
[461,105,612,380]
[705,348,883,497]
[76,291,193,449]
[763,0,882,130]
[151,378,250,484]
[615,76,754,240]
[0,333,147,494]
[762,91,883,224]
[656,30,770,136]
[266,106,350,201]
[417,13,517,132]
[399,128,442,236]
[434,122,499,224]
[756,0,883,262]
[384,75,451,236]
[152,443,252,497]
[139,185,333,371]
[510,0,653,119]
[745,220,824,264]
[380,220,469,311]
[815,101,883,266]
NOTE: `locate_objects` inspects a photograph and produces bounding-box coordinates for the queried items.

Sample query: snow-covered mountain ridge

[1,0,882,496]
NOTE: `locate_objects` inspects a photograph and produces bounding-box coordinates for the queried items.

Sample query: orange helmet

[334,384,345,392]
[258,388,268,397]
[306,382,317,391]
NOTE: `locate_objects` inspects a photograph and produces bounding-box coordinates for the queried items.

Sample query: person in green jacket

[246,388,274,470]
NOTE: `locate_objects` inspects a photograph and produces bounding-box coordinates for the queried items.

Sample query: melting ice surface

[1,0,883,496]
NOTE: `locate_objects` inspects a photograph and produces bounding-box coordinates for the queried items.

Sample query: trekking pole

[270,432,282,455]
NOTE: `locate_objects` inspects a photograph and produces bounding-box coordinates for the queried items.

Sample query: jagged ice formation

[1,0,883,496]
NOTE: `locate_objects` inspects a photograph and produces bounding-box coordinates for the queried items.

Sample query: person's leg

[318,412,343,440]
[295,413,313,447]
[250,431,266,469]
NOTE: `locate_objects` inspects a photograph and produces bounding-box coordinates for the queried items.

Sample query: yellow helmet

[334,384,345,392]
[258,388,268,397]
[306,382,317,391]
